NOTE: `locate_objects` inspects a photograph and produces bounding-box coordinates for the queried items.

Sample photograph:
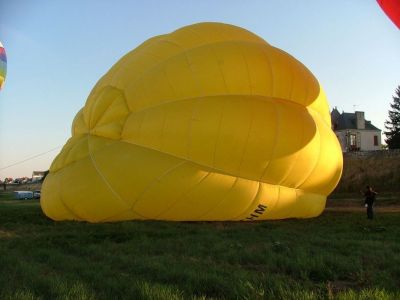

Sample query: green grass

[0,191,399,300]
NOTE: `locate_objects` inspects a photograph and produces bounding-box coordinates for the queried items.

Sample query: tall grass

[334,152,400,193]
[0,192,399,299]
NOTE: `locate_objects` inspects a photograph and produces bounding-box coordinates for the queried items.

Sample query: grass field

[0,191,399,300]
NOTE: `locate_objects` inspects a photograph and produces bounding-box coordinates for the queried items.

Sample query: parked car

[14,191,34,200]
[33,190,41,199]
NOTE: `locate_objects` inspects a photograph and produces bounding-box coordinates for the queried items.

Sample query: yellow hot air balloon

[41,22,343,222]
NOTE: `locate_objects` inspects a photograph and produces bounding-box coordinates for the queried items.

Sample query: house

[331,108,381,152]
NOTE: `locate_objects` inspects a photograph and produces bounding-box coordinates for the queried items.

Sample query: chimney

[355,111,365,129]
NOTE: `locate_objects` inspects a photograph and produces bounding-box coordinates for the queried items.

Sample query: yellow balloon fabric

[41,22,343,222]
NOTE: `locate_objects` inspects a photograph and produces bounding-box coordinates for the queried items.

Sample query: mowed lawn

[0,191,399,300]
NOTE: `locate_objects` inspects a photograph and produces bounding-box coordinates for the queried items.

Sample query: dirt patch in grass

[0,229,18,239]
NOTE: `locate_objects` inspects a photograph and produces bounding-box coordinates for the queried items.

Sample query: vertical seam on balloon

[239,42,252,95]
[295,110,322,189]
[212,43,230,93]
[210,42,230,168]
[231,181,261,221]
[160,67,178,152]
[195,176,239,220]
[277,109,306,186]
[258,101,280,181]
[115,86,130,140]
[57,171,82,221]
[136,111,146,145]
[187,97,202,160]
[292,113,312,189]
[183,50,204,160]
[158,37,205,160]
[284,187,298,219]
[294,188,306,218]
[153,171,212,219]
[255,46,275,179]
[263,184,282,220]
[288,59,296,103]
[86,135,132,220]
[130,160,187,213]
[264,184,281,216]
[212,98,227,169]
[162,67,179,99]
[235,42,255,176]
[265,47,274,97]
[237,99,256,176]
[135,78,157,142]
[158,104,168,153]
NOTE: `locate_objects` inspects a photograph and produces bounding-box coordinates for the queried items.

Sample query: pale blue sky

[0,0,399,178]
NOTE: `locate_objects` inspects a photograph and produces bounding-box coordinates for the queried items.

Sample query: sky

[0,0,399,178]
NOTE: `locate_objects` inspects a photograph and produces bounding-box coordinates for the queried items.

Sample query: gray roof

[331,108,380,131]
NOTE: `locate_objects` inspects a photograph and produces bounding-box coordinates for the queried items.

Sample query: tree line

[385,85,400,149]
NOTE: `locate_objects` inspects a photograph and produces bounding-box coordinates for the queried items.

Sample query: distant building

[331,108,381,152]
[32,171,46,182]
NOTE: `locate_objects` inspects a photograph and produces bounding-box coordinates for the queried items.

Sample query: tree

[384,85,400,149]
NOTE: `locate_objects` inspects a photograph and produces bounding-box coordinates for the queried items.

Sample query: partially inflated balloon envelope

[0,42,6,90]
[41,23,343,222]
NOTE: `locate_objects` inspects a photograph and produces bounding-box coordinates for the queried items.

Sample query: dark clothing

[364,190,377,220]
[364,190,376,206]
[367,205,374,219]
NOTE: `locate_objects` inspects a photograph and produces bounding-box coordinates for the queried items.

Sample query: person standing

[362,186,377,220]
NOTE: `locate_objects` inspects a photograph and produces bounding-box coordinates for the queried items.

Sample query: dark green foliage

[1,192,400,299]
[384,85,400,149]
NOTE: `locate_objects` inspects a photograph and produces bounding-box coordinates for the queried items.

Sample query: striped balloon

[0,41,6,90]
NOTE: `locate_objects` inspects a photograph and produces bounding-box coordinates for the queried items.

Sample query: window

[348,133,359,151]
[374,135,378,146]
[350,133,357,146]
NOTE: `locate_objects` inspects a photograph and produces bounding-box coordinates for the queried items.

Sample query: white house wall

[360,130,381,151]
[334,130,381,152]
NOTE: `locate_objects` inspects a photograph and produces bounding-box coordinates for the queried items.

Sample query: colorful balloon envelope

[0,42,6,90]
[41,23,343,222]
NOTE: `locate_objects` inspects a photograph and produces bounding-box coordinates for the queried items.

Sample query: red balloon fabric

[377,0,400,29]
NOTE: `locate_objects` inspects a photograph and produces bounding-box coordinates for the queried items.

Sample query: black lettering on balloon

[243,204,267,221]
